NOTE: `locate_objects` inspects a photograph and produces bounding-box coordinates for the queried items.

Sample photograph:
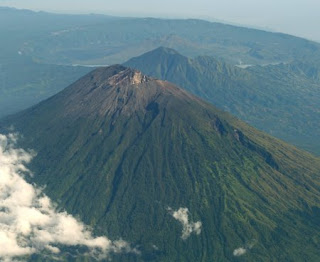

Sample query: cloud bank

[170,207,202,240]
[0,133,135,261]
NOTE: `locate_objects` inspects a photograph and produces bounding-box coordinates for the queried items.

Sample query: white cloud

[0,133,136,261]
[233,239,256,257]
[233,247,247,256]
[170,207,202,240]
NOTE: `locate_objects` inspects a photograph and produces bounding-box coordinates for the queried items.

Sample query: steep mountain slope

[125,47,320,155]
[1,65,320,261]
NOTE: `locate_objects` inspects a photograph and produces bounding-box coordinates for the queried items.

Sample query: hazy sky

[1,0,320,42]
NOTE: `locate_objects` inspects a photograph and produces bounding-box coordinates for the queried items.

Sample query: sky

[0,0,320,41]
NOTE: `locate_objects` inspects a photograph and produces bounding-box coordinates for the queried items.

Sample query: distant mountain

[124,47,320,155]
[2,65,320,261]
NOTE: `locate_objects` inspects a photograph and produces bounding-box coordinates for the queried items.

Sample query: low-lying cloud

[169,207,202,240]
[233,247,247,256]
[0,133,135,261]
[233,240,256,257]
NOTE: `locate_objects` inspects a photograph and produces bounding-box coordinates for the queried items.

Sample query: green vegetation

[2,66,320,261]
[125,47,320,155]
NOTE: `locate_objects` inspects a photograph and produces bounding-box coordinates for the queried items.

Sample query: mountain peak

[125,47,186,67]
[152,46,181,55]
[31,65,195,118]
[107,67,150,86]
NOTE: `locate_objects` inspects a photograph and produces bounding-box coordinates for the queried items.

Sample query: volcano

[1,65,320,261]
